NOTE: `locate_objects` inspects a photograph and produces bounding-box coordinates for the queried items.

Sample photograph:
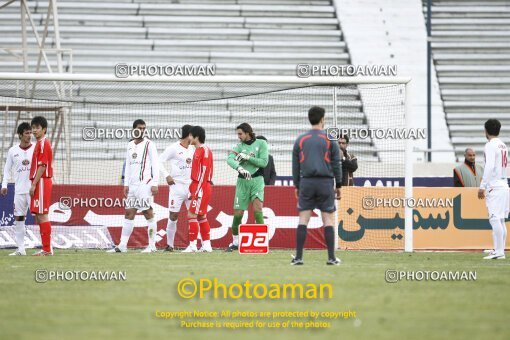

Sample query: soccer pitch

[0,249,508,340]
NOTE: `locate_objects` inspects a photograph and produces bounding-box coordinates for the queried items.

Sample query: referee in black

[291,106,342,265]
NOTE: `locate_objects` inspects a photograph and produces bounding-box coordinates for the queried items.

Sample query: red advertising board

[49,185,327,249]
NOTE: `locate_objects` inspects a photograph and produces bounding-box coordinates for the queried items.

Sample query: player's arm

[479,144,494,199]
[330,140,342,199]
[29,166,46,197]
[227,144,241,170]
[123,146,131,197]
[1,150,13,195]
[292,138,300,197]
[343,154,358,172]
[190,149,203,198]
[159,145,175,185]
[149,142,159,195]
[246,140,269,168]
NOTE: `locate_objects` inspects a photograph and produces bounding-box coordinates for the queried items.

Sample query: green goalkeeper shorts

[233,176,265,210]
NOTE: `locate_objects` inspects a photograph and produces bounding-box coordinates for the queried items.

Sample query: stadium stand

[426,0,510,160]
[0,0,404,182]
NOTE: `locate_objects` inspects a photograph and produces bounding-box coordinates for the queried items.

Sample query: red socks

[188,218,199,242]
[198,218,210,241]
[39,221,52,252]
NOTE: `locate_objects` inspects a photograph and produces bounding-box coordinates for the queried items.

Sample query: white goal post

[0,72,413,252]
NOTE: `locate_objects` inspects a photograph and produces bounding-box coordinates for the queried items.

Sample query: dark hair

[181,124,193,139]
[236,122,255,139]
[17,122,31,135]
[485,119,501,136]
[132,119,146,129]
[256,135,267,142]
[31,116,48,130]
[190,125,206,143]
[308,106,325,125]
[339,134,349,144]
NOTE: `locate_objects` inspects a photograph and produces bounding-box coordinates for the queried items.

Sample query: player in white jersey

[160,124,194,252]
[478,119,508,260]
[1,123,34,256]
[108,119,160,253]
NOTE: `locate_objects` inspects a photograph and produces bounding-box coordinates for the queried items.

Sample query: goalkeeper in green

[225,123,269,252]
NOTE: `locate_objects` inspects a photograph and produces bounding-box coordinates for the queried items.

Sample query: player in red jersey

[183,126,214,253]
[29,116,54,256]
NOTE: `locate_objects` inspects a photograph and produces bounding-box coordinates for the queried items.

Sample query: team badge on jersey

[186,158,192,164]
[132,152,137,159]
[22,159,30,166]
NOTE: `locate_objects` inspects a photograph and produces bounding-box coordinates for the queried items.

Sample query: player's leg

[141,207,157,252]
[166,184,186,251]
[226,179,249,252]
[317,178,340,265]
[251,176,265,224]
[10,193,30,256]
[108,208,137,253]
[183,197,201,252]
[197,184,212,252]
[484,189,506,259]
[292,178,315,265]
[31,179,53,256]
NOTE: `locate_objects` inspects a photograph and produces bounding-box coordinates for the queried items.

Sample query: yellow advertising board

[337,187,509,250]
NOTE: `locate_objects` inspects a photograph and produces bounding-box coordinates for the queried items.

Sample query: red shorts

[30,178,53,215]
[189,183,212,216]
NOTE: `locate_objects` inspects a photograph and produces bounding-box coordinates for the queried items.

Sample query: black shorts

[297,177,336,213]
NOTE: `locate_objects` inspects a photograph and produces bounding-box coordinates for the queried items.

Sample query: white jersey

[124,139,160,187]
[480,137,509,190]
[160,141,194,185]
[2,144,35,194]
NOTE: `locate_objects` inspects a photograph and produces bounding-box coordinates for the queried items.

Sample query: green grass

[0,249,509,340]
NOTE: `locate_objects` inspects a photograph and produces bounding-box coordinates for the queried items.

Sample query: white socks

[15,220,25,251]
[232,235,239,246]
[147,218,157,248]
[489,217,506,255]
[119,219,135,250]
[167,219,177,247]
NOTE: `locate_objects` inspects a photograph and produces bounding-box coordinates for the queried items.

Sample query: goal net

[0,74,411,251]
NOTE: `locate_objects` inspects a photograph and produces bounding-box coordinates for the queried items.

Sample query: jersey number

[502,151,508,168]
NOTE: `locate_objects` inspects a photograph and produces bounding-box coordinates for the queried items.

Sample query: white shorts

[168,182,191,213]
[126,183,153,211]
[486,187,510,219]
[14,193,30,217]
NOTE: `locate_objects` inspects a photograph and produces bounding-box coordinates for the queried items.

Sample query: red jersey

[30,137,53,179]
[190,145,213,197]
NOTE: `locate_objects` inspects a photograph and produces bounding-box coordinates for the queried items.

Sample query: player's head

[339,134,349,152]
[31,116,48,139]
[132,119,146,140]
[17,122,32,142]
[464,148,476,163]
[190,125,205,145]
[181,124,193,141]
[308,106,325,128]
[236,123,255,142]
[484,119,501,138]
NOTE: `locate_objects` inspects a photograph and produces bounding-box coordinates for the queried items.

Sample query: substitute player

[108,119,160,253]
[1,123,34,256]
[478,119,508,260]
[291,106,342,265]
[183,126,213,253]
[29,116,54,256]
[160,124,194,251]
[225,123,268,252]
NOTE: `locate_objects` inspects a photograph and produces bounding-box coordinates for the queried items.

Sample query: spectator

[453,148,483,187]
[256,135,276,185]
[339,134,357,186]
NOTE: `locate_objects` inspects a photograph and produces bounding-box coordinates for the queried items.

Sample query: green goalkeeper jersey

[227,138,269,177]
